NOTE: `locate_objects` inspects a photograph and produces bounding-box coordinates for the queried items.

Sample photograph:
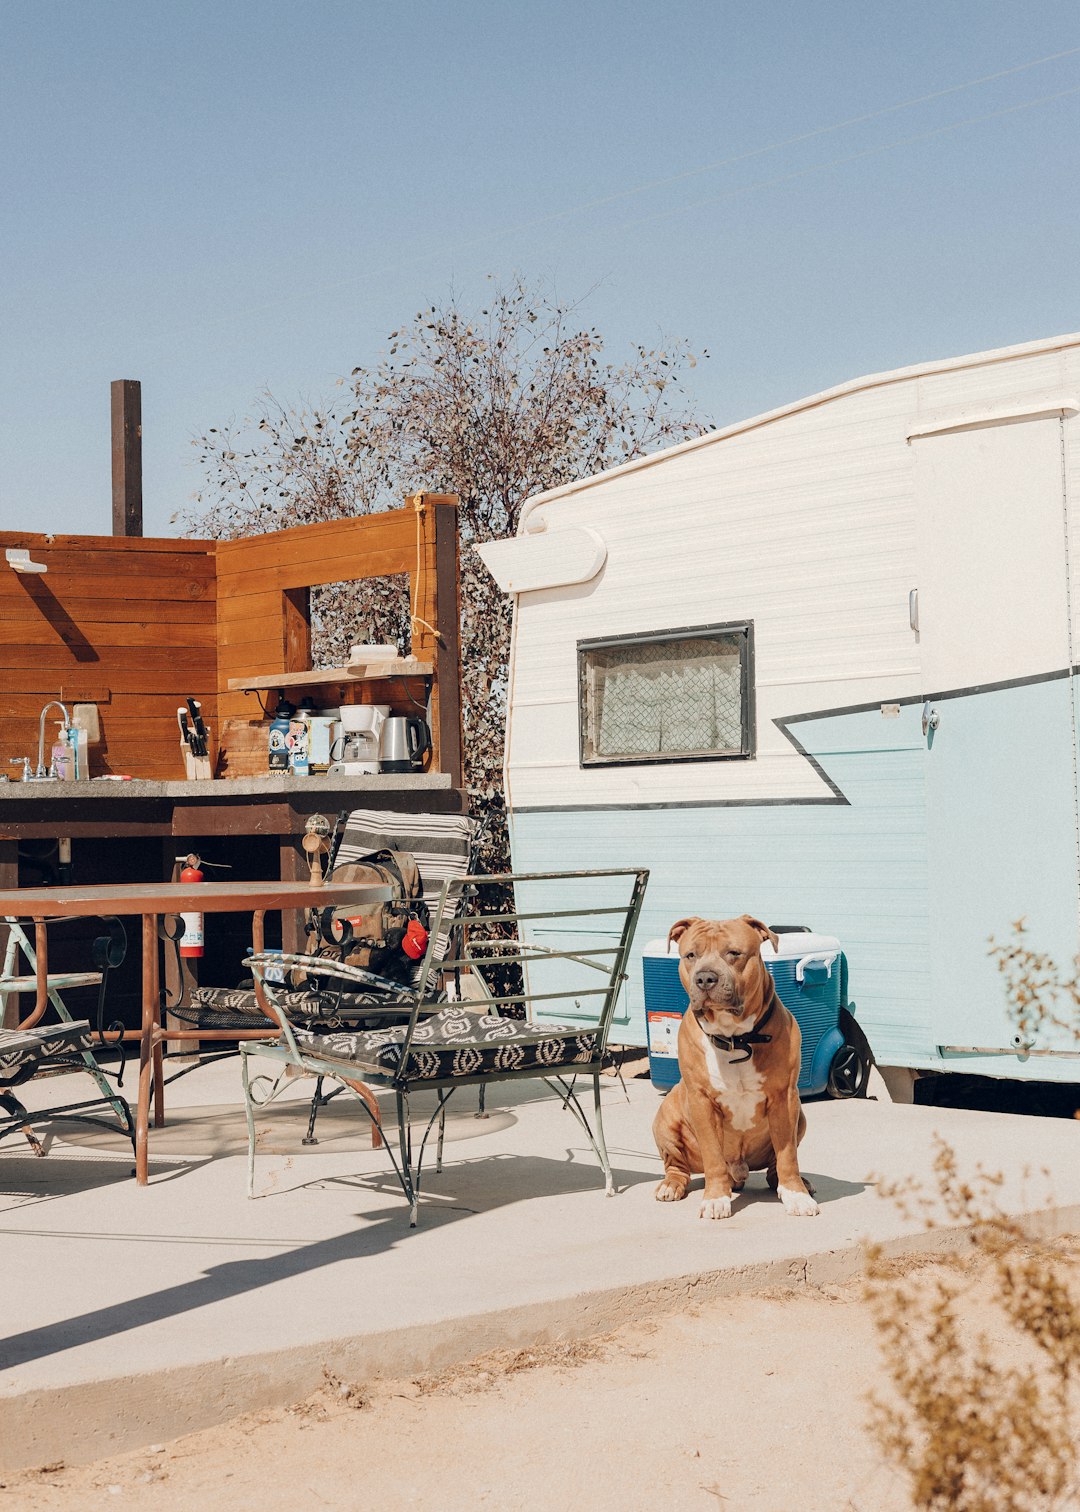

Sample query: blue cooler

[643,929,860,1097]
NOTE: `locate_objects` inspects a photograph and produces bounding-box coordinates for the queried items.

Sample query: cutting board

[216,720,269,779]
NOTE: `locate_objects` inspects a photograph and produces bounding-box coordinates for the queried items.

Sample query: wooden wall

[0,533,217,780]
[1,498,462,785]
[216,497,462,782]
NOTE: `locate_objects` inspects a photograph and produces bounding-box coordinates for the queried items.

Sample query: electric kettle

[379,716,432,773]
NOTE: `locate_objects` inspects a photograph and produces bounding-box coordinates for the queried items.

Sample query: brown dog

[652,915,819,1219]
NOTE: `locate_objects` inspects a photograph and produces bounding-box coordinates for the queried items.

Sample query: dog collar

[705,994,777,1064]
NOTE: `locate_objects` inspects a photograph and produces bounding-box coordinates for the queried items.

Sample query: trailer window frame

[577,620,756,768]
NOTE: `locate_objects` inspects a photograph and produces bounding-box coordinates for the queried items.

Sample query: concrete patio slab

[1,1059,1078,1473]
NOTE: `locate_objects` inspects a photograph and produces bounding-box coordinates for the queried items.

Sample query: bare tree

[184,276,711,869]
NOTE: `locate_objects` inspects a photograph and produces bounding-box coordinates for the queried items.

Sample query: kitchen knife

[186,698,208,756]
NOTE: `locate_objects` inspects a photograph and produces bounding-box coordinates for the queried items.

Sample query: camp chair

[0,918,134,1155]
[241,866,649,1225]
[182,809,477,1139]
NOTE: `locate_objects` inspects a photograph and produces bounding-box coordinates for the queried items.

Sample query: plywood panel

[2,533,217,780]
[1,573,212,601]
[2,546,215,579]
[217,545,434,601]
[0,532,213,556]
[214,506,439,732]
[0,621,217,648]
[0,596,215,625]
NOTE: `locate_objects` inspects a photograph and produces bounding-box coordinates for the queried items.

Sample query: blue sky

[2,1,1078,537]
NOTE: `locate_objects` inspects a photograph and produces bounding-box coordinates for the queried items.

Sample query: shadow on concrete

[0,1153,655,1372]
[650,1170,867,1208]
[0,1150,202,1206]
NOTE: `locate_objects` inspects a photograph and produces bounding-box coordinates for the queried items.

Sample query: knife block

[180,736,214,781]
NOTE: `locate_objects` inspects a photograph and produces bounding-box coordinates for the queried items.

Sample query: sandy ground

[8,1242,1070,1512]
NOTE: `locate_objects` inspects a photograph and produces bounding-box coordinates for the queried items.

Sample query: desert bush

[865,924,1080,1511]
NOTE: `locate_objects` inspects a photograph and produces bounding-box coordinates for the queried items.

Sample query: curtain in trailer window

[592,635,744,759]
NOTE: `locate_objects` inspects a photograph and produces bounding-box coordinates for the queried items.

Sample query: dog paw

[778,1185,820,1217]
[699,1195,733,1220]
[655,1179,687,1202]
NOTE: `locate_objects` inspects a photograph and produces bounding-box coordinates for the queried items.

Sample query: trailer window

[578,623,754,766]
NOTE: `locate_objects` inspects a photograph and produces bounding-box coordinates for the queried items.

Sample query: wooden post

[111,379,142,537]
[279,835,306,954]
[410,493,463,787]
[282,586,312,673]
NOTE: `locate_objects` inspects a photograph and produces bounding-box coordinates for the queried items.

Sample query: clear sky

[2,0,1078,538]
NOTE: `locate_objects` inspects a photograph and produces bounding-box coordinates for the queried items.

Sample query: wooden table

[0,880,391,1184]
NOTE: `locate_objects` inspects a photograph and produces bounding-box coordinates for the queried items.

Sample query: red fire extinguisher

[179,853,205,959]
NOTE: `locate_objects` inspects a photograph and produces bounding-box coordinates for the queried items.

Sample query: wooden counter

[0,773,460,841]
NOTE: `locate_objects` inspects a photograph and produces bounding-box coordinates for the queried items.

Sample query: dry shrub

[866,922,1080,1511]
[989,918,1080,1047]
[182,276,710,878]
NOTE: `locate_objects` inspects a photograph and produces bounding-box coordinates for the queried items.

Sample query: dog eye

[726,949,742,961]
[684,950,696,961]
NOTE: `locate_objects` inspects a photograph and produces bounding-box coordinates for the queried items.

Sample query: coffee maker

[328,705,388,776]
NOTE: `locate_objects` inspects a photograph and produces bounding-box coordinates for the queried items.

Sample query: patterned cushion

[292,1005,600,1080]
[0,1021,92,1081]
[188,983,416,1030]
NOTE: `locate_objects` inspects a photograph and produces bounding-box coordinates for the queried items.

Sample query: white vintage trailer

[477,332,1080,1085]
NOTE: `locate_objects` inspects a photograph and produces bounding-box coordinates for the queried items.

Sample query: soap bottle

[51,727,75,781]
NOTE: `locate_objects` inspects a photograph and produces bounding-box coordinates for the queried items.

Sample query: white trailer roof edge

[517,328,1080,530]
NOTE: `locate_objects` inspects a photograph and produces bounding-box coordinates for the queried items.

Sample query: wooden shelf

[227,660,433,693]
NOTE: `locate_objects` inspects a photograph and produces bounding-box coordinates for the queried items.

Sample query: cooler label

[648,1011,683,1058]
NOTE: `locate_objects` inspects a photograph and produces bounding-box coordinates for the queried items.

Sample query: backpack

[310,848,429,984]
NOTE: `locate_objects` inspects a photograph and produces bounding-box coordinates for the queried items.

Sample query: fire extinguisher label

[180,912,204,956]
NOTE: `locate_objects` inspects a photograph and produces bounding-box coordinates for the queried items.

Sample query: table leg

[0,840,18,1029]
[136,911,159,1185]
[152,931,165,1129]
[251,910,272,1017]
[21,919,50,1030]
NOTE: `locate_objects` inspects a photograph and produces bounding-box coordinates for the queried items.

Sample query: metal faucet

[36,700,70,778]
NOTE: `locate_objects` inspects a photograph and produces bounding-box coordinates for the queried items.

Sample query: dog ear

[667,918,699,949]
[741,915,779,953]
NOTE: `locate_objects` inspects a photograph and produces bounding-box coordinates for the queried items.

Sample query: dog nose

[693,969,719,994]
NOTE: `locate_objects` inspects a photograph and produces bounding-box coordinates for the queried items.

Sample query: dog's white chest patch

[700,1027,765,1130]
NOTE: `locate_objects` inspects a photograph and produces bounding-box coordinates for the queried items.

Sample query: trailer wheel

[827,1042,870,1099]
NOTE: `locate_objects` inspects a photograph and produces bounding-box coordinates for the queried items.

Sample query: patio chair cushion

[187,983,417,1031]
[0,1021,93,1081]
[291,1005,599,1080]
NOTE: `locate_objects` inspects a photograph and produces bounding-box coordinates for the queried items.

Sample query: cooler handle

[795,952,838,985]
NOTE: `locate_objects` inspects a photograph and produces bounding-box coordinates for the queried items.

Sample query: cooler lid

[761,931,840,961]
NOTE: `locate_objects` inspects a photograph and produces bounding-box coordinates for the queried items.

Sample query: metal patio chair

[0,917,134,1155]
[240,866,649,1225]
[183,809,477,1142]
